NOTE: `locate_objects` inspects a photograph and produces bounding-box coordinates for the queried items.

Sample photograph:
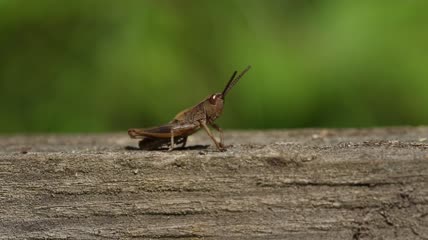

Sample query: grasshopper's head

[204,66,251,122]
[204,93,224,122]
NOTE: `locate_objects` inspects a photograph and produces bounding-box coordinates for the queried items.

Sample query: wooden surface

[1,127,428,239]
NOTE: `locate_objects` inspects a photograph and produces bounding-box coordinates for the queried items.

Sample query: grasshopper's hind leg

[168,123,198,151]
[181,136,188,148]
[168,129,175,151]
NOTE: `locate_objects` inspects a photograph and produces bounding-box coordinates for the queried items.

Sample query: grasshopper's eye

[209,94,217,104]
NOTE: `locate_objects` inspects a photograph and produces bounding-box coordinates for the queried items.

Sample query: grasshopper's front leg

[201,121,225,151]
[210,123,224,148]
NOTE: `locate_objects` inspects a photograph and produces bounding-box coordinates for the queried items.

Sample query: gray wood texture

[1,127,428,239]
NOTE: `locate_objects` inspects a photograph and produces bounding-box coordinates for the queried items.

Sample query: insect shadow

[124,145,209,151]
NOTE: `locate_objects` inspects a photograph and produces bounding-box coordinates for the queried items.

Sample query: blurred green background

[1,1,427,133]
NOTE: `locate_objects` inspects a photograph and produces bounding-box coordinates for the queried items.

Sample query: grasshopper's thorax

[203,93,224,123]
[172,93,224,123]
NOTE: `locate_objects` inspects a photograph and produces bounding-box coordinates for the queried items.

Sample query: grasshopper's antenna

[222,65,251,98]
[222,70,237,97]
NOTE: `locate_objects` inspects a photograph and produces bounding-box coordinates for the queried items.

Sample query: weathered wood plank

[0,128,428,239]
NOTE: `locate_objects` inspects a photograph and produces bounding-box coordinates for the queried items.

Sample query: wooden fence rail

[1,128,427,239]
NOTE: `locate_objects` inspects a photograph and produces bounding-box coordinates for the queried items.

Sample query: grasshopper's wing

[128,123,200,139]
[128,124,175,139]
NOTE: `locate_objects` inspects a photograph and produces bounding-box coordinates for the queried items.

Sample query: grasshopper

[128,65,251,151]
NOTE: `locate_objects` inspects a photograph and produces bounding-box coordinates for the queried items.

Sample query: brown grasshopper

[128,65,251,151]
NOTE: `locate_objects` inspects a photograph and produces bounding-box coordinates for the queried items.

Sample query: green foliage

[1,1,427,133]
